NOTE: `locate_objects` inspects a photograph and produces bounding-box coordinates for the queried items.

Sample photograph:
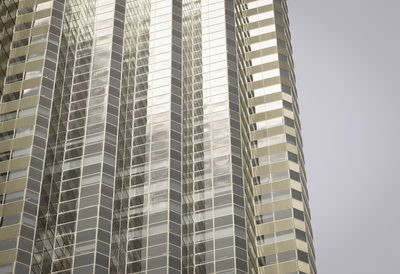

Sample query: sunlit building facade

[0,0,315,273]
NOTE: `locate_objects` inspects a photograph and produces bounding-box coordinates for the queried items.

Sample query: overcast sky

[287,0,400,273]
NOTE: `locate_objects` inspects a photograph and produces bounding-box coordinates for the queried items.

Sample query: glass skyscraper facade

[0,0,316,273]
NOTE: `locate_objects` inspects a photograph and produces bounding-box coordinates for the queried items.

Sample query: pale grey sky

[288,0,400,273]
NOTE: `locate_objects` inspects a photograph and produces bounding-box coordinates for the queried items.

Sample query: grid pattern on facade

[0,0,316,273]
[240,0,316,273]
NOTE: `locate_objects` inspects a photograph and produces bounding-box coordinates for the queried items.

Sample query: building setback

[0,0,316,273]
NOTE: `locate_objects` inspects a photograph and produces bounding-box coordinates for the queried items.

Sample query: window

[277,250,296,263]
[258,254,276,266]
[297,250,309,263]
[296,229,307,242]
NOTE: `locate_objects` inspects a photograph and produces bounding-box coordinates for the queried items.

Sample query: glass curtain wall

[0,0,317,273]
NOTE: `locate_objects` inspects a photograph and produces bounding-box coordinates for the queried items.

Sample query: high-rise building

[0,0,316,273]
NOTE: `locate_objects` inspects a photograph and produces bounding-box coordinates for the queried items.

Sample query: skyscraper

[0,0,316,273]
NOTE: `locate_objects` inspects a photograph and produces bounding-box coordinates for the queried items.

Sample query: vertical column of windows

[37,0,94,273]
[68,0,125,272]
[247,0,302,266]
[181,0,201,272]
[188,0,248,272]
[0,0,19,94]
[42,0,96,272]
[0,0,50,203]
[225,0,250,273]
[235,0,259,272]
[99,0,126,272]
[125,0,151,272]
[168,0,183,272]
[31,0,74,271]
[193,2,228,272]
[242,0,316,273]
[125,0,183,272]
[144,0,175,272]
[0,0,66,272]
[110,0,136,272]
